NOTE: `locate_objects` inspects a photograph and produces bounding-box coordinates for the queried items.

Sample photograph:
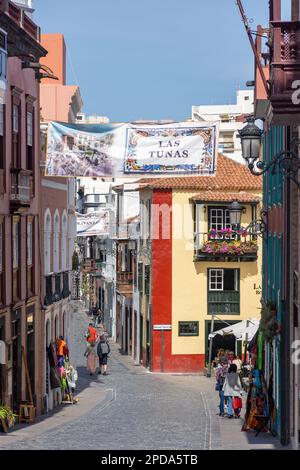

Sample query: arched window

[61,212,68,271]
[63,311,67,339]
[53,211,60,273]
[44,210,51,275]
[54,315,59,339]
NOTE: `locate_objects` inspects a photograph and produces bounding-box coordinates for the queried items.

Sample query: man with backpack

[215,357,228,417]
[97,334,110,375]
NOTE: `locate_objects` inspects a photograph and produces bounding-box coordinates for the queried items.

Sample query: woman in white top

[223,363,242,418]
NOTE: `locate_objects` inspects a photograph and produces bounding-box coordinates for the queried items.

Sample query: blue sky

[34,0,283,122]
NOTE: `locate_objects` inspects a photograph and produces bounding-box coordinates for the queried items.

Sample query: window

[219,132,234,153]
[208,269,240,314]
[209,269,239,292]
[209,207,231,232]
[13,105,19,133]
[26,109,34,170]
[138,263,143,293]
[0,30,7,81]
[12,220,19,269]
[61,214,67,271]
[12,102,20,168]
[209,269,224,291]
[53,213,60,273]
[27,219,33,266]
[179,322,199,337]
[0,104,4,170]
[144,265,150,296]
[44,211,51,275]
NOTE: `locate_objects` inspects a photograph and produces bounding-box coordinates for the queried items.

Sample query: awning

[208,318,259,342]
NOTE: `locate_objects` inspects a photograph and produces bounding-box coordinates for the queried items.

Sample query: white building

[192,90,254,163]
[76,113,110,125]
[12,0,34,17]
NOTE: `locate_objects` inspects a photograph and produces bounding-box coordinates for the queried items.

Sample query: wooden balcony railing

[117,272,133,284]
[0,1,40,41]
[208,291,240,315]
[269,20,300,123]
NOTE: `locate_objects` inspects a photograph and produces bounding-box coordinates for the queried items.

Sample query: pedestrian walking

[215,358,228,417]
[85,342,98,376]
[85,323,99,344]
[223,363,243,419]
[97,334,110,375]
[232,355,243,373]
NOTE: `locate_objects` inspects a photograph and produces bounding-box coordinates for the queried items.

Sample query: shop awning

[208,318,259,342]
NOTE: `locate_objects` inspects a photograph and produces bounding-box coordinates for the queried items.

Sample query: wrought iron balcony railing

[62,272,71,299]
[194,229,258,262]
[44,275,54,306]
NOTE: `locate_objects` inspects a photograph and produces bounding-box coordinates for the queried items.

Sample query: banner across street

[46,121,219,178]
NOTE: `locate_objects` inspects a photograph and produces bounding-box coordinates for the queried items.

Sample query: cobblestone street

[0,310,283,450]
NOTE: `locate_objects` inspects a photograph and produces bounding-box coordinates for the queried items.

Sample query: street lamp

[227,200,268,237]
[238,116,264,171]
[228,201,244,228]
[239,116,300,189]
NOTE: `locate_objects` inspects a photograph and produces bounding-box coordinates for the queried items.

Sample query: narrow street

[0,312,283,451]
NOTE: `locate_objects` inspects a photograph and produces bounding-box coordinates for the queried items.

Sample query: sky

[34,0,290,123]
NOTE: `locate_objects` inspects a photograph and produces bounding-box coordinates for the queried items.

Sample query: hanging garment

[48,343,58,368]
[56,338,66,357]
[50,367,61,389]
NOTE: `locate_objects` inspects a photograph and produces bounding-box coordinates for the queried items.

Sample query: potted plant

[260,301,280,342]
[201,229,258,257]
[0,404,17,432]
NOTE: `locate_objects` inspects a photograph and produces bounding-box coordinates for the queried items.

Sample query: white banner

[46,121,218,178]
[77,211,109,237]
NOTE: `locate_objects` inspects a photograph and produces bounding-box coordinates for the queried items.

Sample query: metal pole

[236,0,269,95]
[207,315,215,378]
[161,330,164,373]
[243,319,250,365]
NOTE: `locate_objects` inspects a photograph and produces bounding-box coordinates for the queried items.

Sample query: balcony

[208,291,240,315]
[53,274,62,302]
[117,272,133,284]
[269,20,300,124]
[194,229,258,262]
[62,272,70,299]
[116,271,134,296]
[44,275,54,306]
[44,271,70,306]
[0,0,40,41]
[10,169,33,213]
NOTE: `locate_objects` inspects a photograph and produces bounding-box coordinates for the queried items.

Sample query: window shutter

[144,265,150,296]
[138,263,143,293]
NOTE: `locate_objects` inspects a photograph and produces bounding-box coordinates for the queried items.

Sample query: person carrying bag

[97,335,110,376]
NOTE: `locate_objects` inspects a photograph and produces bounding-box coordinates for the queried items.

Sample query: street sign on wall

[46,121,219,178]
[153,325,172,331]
